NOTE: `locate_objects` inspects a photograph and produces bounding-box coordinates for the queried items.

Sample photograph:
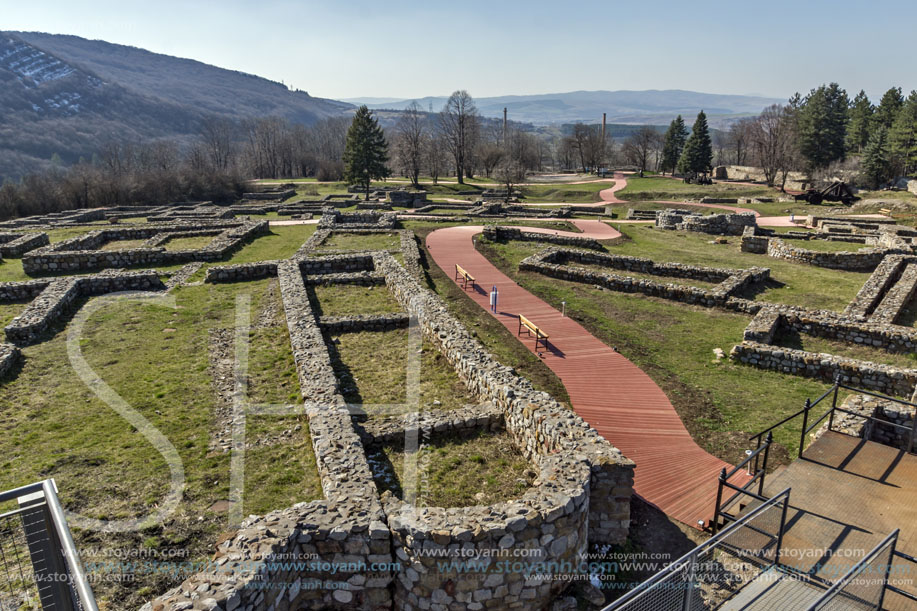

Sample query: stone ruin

[148,235,634,610]
[656,209,757,236]
[21,220,269,274]
[520,243,917,400]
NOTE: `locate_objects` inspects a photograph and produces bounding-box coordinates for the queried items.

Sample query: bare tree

[749,105,796,189]
[426,134,447,184]
[201,118,236,171]
[439,90,479,184]
[622,126,661,173]
[394,101,427,188]
[727,118,754,166]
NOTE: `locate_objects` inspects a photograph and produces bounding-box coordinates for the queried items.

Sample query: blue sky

[4,0,914,101]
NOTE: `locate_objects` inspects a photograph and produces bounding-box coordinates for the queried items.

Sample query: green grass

[618,176,777,200]
[0,279,321,607]
[99,239,149,251]
[517,182,608,203]
[0,258,30,282]
[0,300,28,327]
[318,232,401,251]
[570,261,721,289]
[163,235,216,251]
[773,329,917,370]
[599,224,872,312]
[224,225,316,263]
[309,284,402,316]
[477,238,846,463]
[780,239,870,253]
[368,429,532,507]
[328,330,477,414]
[242,414,320,516]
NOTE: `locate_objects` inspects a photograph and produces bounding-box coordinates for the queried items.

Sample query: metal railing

[749,377,917,460]
[602,488,792,611]
[886,548,917,604]
[0,480,97,611]
[712,432,773,534]
[806,529,899,610]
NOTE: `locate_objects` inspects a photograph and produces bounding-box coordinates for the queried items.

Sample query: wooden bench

[880,208,892,217]
[518,314,549,350]
[455,264,475,290]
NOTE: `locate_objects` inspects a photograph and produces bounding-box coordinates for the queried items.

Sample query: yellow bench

[518,314,549,350]
[455,264,475,290]
[880,208,892,217]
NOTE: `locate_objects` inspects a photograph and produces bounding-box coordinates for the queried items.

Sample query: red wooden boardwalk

[426,220,745,528]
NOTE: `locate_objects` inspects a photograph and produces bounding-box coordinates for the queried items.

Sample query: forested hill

[0,32,351,179]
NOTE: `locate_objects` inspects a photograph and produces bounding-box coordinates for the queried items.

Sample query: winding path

[426,220,746,528]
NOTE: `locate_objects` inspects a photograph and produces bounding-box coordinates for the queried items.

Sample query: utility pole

[503,107,508,146]
[601,112,607,173]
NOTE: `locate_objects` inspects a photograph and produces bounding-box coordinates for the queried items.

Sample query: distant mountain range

[0,30,784,179]
[0,32,350,178]
[339,90,784,126]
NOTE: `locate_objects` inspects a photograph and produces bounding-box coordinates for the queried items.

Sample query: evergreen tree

[889,91,917,177]
[343,106,390,199]
[660,115,688,175]
[861,127,890,189]
[845,90,874,154]
[677,111,713,176]
[797,83,849,170]
[874,87,904,130]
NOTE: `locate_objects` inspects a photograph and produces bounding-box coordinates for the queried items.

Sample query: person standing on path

[490,285,498,313]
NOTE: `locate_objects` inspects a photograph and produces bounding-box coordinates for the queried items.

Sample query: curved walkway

[426,223,745,528]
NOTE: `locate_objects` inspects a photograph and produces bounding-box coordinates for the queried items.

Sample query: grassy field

[309,284,402,316]
[99,238,148,251]
[476,235,849,463]
[328,331,477,414]
[318,232,401,251]
[368,429,532,507]
[601,224,871,312]
[163,235,216,251]
[0,279,322,607]
[517,181,608,203]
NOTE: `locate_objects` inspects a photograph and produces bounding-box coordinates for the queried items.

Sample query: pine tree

[797,83,849,170]
[874,87,904,131]
[660,115,688,175]
[861,127,890,189]
[677,111,713,176]
[845,90,874,154]
[343,106,390,199]
[889,91,917,177]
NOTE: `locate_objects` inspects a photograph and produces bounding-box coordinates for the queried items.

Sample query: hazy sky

[4,0,914,102]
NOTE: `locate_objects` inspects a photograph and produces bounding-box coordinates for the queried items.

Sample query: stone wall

[0,279,52,302]
[0,342,21,378]
[730,341,917,397]
[4,270,165,345]
[318,210,397,230]
[22,221,268,274]
[521,247,769,310]
[482,225,604,250]
[150,247,634,610]
[656,210,756,235]
[870,264,917,324]
[829,394,917,451]
[0,232,50,257]
[317,313,409,333]
[764,237,895,271]
[844,255,915,319]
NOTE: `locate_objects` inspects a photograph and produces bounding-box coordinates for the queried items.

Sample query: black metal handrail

[748,376,917,459]
[807,529,899,610]
[887,549,917,603]
[712,432,773,533]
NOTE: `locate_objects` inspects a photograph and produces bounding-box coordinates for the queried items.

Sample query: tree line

[628,84,917,190]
